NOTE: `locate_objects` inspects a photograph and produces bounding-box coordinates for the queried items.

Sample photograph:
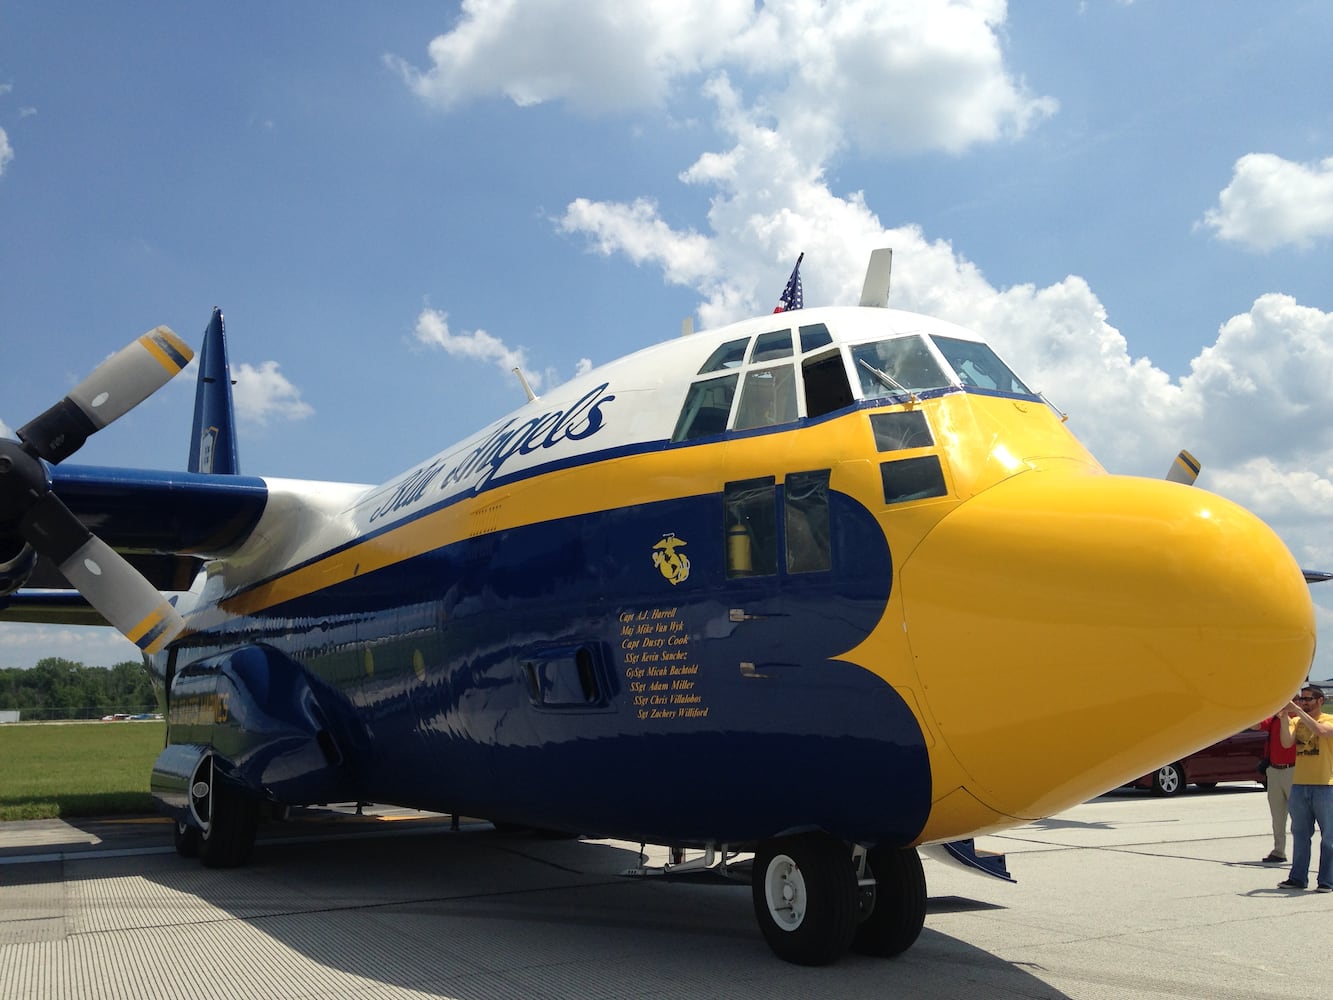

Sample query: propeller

[0,326,194,653]
[1165,449,1200,486]
[1160,449,1331,585]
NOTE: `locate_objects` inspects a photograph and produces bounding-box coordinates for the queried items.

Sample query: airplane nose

[902,471,1314,821]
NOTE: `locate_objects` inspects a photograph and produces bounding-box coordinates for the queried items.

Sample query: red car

[1127,728,1267,796]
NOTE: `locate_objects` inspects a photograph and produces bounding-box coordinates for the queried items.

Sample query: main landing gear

[752,833,926,965]
[173,753,260,869]
[630,833,927,965]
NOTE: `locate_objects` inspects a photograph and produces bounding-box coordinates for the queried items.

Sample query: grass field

[0,721,163,821]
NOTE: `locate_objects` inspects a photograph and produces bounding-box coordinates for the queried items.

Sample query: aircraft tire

[1150,762,1185,796]
[851,846,926,957]
[752,832,858,966]
[173,819,200,858]
[198,778,259,869]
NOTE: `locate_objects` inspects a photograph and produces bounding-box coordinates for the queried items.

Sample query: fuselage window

[851,336,950,400]
[802,351,854,419]
[880,455,948,505]
[784,470,832,574]
[750,329,794,363]
[733,364,798,431]
[725,477,778,577]
[931,336,1033,395]
[672,373,739,442]
[869,411,934,452]
[697,338,750,374]
[523,645,604,707]
[799,323,833,353]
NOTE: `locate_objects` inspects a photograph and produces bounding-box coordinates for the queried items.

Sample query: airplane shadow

[0,814,1073,1000]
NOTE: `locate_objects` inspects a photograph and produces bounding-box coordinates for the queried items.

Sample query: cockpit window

[932,336,1033,395]
[799,323,833,353]
[734,365,798,431]
[697,338,749,374]
[672,374,738,442]
[750,330,793,363]
[850,336,950,400]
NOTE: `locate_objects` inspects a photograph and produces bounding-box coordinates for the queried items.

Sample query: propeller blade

[19,490,186,653]
[0,323,194,654]
[17,326,193,464]
[1165,449,1200,486]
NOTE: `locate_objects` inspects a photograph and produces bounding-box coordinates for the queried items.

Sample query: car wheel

[1151,762,1185,796]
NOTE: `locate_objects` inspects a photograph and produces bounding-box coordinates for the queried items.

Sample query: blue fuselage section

[169,484,931,849]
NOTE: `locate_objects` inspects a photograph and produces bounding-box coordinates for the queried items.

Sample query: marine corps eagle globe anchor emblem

[652,533,690,585]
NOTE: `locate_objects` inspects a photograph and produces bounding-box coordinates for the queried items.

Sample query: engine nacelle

[0,538,37,597]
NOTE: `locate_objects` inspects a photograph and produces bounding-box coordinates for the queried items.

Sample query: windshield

[850,336,951,400]
[931,336,1033,395]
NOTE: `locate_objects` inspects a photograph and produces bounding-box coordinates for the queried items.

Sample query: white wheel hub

[763,853,807,931]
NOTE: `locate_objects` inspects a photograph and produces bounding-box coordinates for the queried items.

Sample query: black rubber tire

[173,819,200,858]
[1150,762,1185,796]
[851,846,926,957]
[752,832,858,966]
[198,778,260,869]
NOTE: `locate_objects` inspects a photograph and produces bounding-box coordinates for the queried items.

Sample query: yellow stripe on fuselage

[217,392,1092,627]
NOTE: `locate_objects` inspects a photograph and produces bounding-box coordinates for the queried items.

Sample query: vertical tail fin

[188,308,241,475]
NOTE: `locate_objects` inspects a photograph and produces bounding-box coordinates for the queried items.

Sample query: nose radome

[902,471,1314,821]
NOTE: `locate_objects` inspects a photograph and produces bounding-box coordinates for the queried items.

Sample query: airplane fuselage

[154,305,1315,851]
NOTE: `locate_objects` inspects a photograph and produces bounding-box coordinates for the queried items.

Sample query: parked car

[1126,728,1267,796]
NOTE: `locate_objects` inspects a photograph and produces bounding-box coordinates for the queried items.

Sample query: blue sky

[2,1,1332,674]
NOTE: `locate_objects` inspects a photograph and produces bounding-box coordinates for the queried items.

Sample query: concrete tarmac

[0,785,1329,999]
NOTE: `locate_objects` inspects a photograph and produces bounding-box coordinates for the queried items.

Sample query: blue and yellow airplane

[0,252,1315,965]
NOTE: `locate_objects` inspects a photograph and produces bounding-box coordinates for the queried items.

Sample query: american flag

[773,253,804,313]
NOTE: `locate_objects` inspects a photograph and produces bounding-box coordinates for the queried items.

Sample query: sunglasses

[1298,695,1320,702]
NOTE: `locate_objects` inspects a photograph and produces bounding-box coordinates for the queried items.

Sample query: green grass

[0,721,164,820]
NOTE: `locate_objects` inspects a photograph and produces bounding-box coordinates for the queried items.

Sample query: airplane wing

[0,464,270,626]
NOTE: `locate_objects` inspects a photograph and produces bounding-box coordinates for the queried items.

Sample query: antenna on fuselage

[859,248,893,307]
[681,317,694,337]
[512,367,537,402]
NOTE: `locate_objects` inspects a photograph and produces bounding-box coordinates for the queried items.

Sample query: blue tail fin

[188,308,241,474]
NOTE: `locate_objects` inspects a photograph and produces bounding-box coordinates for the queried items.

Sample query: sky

[1,1,1332,675]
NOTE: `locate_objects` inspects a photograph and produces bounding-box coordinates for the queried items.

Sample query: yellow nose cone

[903,472,1314,820]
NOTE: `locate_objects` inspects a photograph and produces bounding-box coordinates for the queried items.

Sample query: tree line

[0,658,161,720]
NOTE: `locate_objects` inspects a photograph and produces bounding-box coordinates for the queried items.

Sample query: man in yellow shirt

[1277,685,1333,892]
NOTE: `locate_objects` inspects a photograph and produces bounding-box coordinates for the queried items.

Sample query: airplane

[0,250,1316,966]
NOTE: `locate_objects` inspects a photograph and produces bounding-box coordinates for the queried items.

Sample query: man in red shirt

[1253,701,1300,863]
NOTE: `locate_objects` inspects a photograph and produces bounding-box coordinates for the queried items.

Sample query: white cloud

[388,0,750,113]
[1201,153,1333,252]
[391,0,1055,158]
[414,307,540,389]
[231,360,314,425]
[0,126,12,177]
